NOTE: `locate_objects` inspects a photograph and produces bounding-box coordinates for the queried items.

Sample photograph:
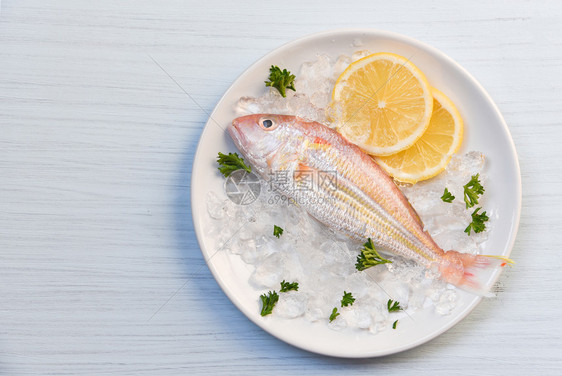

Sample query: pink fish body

[228,114,511,294]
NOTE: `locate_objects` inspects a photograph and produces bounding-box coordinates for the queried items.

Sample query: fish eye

[259,118,276,130]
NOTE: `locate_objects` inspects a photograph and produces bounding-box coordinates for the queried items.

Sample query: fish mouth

[228,119,247,152]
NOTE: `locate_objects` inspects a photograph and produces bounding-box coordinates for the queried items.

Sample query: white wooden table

[1,1,561,374]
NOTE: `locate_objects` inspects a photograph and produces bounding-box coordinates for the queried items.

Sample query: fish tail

[439,251,514,297]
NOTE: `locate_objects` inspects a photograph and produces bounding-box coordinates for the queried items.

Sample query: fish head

[229,114,303,176]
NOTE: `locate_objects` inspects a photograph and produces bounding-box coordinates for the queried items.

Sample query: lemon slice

[332,53,433,156]
[375,88,464,184]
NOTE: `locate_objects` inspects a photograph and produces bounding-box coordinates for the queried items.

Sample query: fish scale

[290,158,432,266]
[294,123,435,265]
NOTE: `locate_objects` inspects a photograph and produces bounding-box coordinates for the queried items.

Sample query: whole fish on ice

[228,114,511,295]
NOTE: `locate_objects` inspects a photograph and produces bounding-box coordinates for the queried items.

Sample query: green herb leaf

[392,320,398,329]
[441,187,455,203]
[463,174,485,208]
[259,291,279,316]
[329,307,340,322]
[273,225,284,238]
[341,291,355,307]
[464,207,489,235]
[387,299,402,313]
[216,152,251,177]
[279,280,299,292]
[355,238,392,271]
[264,65,296,98]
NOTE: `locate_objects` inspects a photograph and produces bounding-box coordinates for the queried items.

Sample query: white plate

[191,29,521,357]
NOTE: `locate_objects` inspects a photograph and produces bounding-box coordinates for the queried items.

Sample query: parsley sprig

[329,292,356,322]
[341,291,355,307]
[441,187,455,203]
[464,207,489,235]
[259,291,279,316]
[259,280,299,317]
[279,280,298,292]
[392,320,398,329]
[273,225,284,238]
[387,299,402,313]
[463,174,485,208]
[216,152,251,177]
[265,65,296,98]
[355,238,392,271]
[329,307,340,322]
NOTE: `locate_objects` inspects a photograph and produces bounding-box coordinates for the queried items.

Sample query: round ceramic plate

[191,29,521,357]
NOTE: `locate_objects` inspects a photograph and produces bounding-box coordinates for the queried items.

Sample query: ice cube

[228,238,244,256]
[328,314,348,331]
[446,151,486,186]
[344,272,371,299]
[369,322,386,334]
[235,96,262,116]
[206,191,228,220]
[352,50,372,61]
[368,301,389,333]
[240,240,258,264]
[333,55,352,79]
[305,307,324,322]
[310,89,332,109]
[275,291,307,319]
[434,289,457,315]
[409,287,429,310]
[322,243,355,277]
[342,306,372,329]
[378,280,410,309]
[287,93,312,114]
[249,253,285,288]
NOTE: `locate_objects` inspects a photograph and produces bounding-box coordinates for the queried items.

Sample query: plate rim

[190,28,522,358]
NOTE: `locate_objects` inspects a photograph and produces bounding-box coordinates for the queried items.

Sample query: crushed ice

[206,150,490,333]
[210,54,493,333]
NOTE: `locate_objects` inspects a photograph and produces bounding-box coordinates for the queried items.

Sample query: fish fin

[439,251,514,297]
[292,163,315,190]
[294,163,314,178]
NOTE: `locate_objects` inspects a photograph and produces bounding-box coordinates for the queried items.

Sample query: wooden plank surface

[1,1,561,374]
